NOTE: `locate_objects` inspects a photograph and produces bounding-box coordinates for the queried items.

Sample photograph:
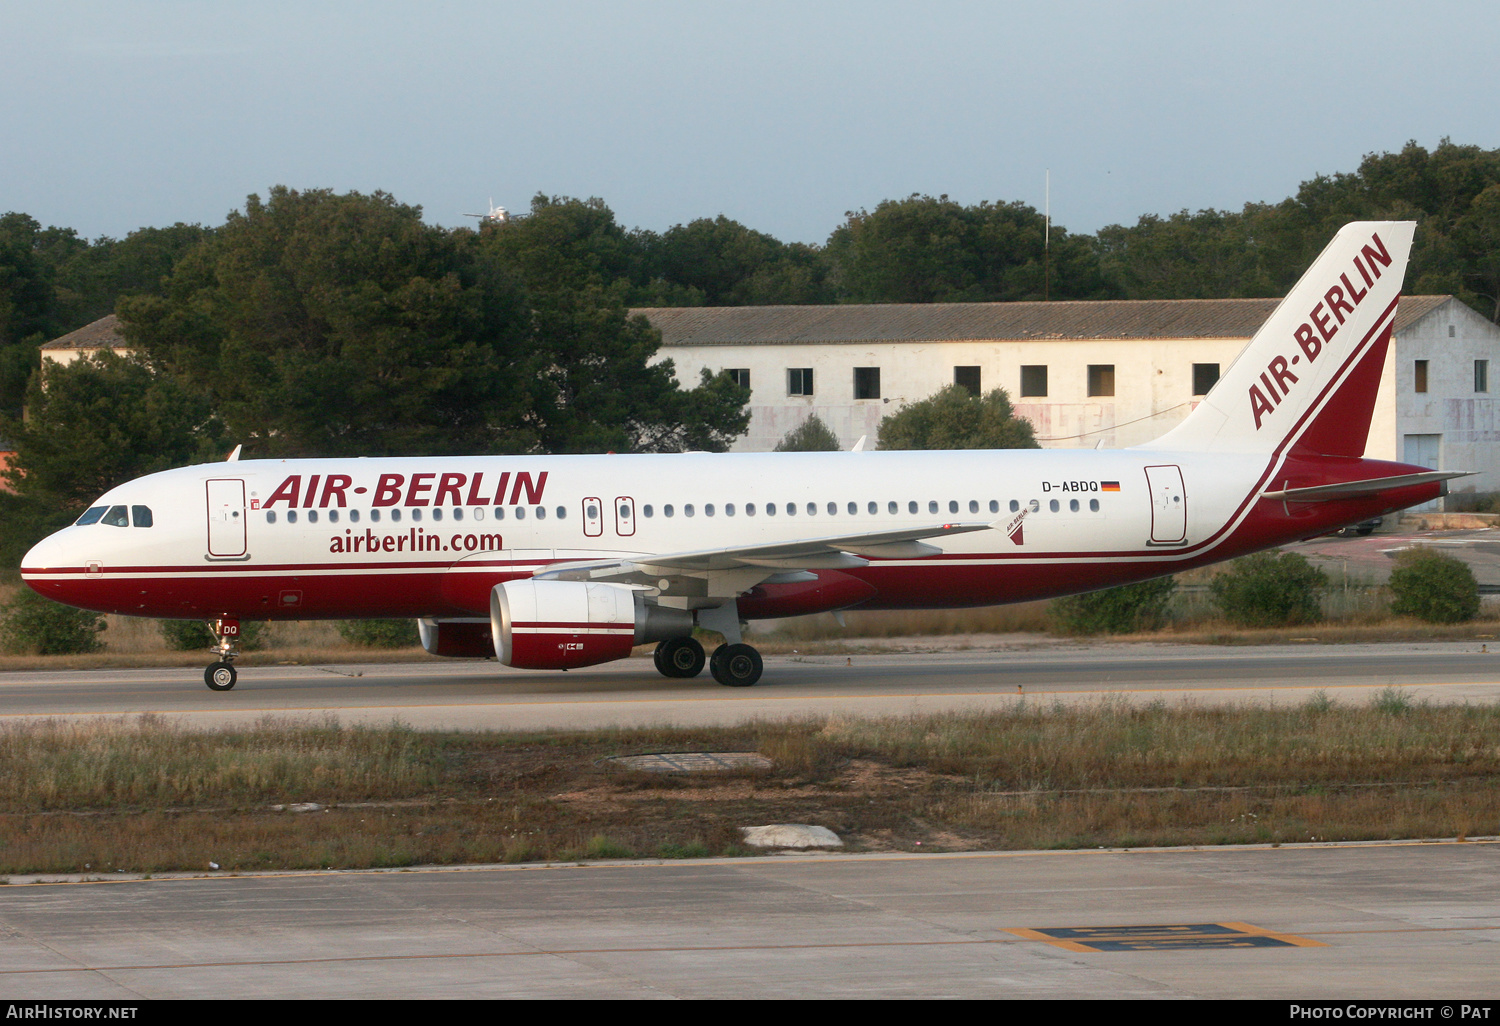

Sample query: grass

[1,700,1496,875]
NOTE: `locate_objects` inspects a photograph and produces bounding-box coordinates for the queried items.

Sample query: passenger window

[908,501,917,514]
[287,510,299,524]
[1029,499,1040,512]
[556,506,566,520]
[928,501,938,514]
[131,505,153,528]
[535,506,546,520]
[1090,498,1100,512]
[411,509,423,522]
[102,505,129,527]
[685,504,695,517]
[472,508,484,521]
[329,510,341,524]
[807,502,817,515]
[1070,499,1079,512]
[514,507,525,520]
[786,503,796,516]
[726,504,735,516]
[888,501,897,514]
[664,505,675,517]
[765,503,775,516]
[390,509,401,522]
[371,508,382,522]
[643,505,653,518]
[705,504,715,517]
[76,506,107,526]
[968,500,979,514]
[431,508,443,522]
[745,503,754,516]
[1049,499,1059,512]
[308,510,319,524]
[587,503,599,519]
[828,502,838,515]
[492,507,503,521]
[453,508,463,521]
[1009,500,1020,512]
[266,511,277,524]
[989,500,1000,514]
[867,502,877,514]
[948,500,959,514]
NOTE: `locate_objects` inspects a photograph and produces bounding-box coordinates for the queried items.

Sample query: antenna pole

[1044,169,1051,302]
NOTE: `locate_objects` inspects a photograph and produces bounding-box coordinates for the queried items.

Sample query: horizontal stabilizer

[1262,471,1472,502]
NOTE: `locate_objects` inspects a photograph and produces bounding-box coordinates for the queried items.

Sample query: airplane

[20,221,1465,691]
[463,200,509,224]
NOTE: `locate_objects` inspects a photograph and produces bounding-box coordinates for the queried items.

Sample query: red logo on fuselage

[262,470,548,509]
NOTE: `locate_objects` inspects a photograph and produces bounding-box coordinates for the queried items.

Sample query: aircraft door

[1144,465,1187,544]
[583,497,603,538]
[206,479,248,558]
[614,496,635,537]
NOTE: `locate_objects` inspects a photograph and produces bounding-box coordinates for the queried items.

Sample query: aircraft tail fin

[1148,221,1416,457]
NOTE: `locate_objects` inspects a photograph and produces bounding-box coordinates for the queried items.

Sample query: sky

[4,1,1498,245]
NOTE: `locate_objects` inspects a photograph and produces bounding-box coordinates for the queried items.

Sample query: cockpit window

[76,506,108,526]
[101,505,129,527]
[131,505,153,528]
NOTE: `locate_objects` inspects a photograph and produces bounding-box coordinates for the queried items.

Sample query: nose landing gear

[204,617,242,691]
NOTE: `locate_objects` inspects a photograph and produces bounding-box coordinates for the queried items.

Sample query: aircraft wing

[533,521,992,594]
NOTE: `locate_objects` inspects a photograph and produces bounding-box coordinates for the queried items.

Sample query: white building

[642,296,1500,501]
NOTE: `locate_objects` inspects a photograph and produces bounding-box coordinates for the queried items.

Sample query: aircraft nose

[20,529,84,603]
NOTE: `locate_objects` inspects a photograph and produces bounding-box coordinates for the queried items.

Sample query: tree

[773,414,841,451]
[640,215,833,306]
[877,386,1039,450]
[1388,547,1479,623]
[826,194,1110,303]
[0,351,223,511]
[121,187,539,458]
[1050,576,1177,635]
[1209,551,1327,627]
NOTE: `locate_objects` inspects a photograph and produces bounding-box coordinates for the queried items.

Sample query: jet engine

[491,580,694,670]
[417,618,495,658]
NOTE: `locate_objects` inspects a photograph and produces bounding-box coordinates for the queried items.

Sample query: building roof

[637,295,1456,346]
[39,314,125,351]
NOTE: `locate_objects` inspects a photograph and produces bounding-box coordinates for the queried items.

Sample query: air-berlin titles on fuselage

[257,470,549,510]
[1248,229,1394,430]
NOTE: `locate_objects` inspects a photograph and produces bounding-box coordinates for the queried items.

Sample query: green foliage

[337,619,419,648]
[773,414,842,452]
[878,385,1039,450]
[0,351,223,511]
[641,215,833,306]
[1387,547,1480,623]
[0,589,105,655]
[159,619,265,652]
[827,193,1111,303]
[1372,686,1415,716]
[1049,576,1178,635]
[1210,551,1328,627]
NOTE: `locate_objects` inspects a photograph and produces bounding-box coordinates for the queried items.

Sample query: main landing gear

[652,636,764,687]
[204,617,242,691]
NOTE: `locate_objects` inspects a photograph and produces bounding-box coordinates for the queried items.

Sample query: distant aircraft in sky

[22,222,1461,692]
[463,199,508,224]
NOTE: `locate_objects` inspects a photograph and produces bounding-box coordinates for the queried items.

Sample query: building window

[1192,363,1220,396]
[1020,365,1048,398]
[1477,360,1489,393]
[954,366,981,396]
[1088,365,1115,398]
[1415,359,1428,394]
[788,368,814,396]
[853,367,881,400]
[726,368,750,390]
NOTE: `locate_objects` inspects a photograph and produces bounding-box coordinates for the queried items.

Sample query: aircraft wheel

[205,661,237,691]
[654,637,706,678]
[709,643,762,687]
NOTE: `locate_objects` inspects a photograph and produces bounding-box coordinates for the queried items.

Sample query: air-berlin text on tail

[1249,231,1394,430]
[255,470,549,510]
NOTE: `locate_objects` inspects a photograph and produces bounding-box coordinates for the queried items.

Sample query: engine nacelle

[418,618,496,658]
[491,580,694,670]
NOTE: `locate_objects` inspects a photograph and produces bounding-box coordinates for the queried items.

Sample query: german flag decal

[1101,481,1121,492]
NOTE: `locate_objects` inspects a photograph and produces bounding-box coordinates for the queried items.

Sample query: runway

[1,640,1499,731]
[3,841,1497,999]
